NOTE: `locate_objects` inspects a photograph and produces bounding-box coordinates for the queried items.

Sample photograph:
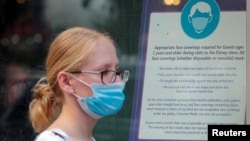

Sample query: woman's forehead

[80,37,119,69]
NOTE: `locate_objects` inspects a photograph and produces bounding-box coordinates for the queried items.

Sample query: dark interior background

[0,0,143,141]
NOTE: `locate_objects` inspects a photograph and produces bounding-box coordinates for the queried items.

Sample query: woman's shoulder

[35,129,71,141]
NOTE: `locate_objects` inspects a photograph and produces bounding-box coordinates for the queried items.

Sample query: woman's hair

[29,27,113,133]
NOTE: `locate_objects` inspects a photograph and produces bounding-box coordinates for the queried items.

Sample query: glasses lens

[102,71,116,84]
[121,70,129,82]
[102,70,129,84]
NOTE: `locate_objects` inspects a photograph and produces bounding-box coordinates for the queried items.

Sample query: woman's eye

[102,70,109,75]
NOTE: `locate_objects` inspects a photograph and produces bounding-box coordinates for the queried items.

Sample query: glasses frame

[69,69,129,84]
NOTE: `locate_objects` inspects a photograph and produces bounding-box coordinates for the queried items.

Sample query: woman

[29,27,129,141]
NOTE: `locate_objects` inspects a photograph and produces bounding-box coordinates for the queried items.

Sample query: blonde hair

[29,27,113,133]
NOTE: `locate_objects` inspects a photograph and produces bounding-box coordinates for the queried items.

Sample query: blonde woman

[29,27,129,141]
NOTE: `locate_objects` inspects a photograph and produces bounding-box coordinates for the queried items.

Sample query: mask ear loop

[67,72,91,99]
[72,92,81,99]
[67,72,91,87]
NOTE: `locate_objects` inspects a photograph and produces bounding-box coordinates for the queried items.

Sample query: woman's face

[72,37,119,97]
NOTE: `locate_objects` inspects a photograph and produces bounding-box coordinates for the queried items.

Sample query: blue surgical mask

[69,74,126,119]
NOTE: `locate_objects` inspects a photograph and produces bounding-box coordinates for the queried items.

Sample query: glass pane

[0,0,142,141]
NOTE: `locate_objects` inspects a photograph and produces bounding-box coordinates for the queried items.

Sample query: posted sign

[130,0,247,140]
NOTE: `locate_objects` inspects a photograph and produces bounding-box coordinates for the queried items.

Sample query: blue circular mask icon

[181,0,220,39]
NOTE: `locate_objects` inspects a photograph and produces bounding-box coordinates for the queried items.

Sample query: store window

[0,0,142,141]
[1,1,249,141]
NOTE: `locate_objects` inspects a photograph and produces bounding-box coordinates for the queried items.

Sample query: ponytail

[29,77,62,133]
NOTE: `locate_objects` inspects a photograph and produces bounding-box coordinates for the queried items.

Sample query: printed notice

[130,0,247,141]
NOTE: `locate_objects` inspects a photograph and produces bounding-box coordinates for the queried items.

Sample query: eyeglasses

[69,70,129,84]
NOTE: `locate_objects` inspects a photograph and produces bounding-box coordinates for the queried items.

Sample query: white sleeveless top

[35,129,96,141]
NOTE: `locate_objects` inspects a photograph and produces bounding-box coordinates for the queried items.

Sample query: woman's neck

[48,103,97,140]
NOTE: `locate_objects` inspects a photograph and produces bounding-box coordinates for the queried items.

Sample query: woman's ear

[57,71,74,94]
